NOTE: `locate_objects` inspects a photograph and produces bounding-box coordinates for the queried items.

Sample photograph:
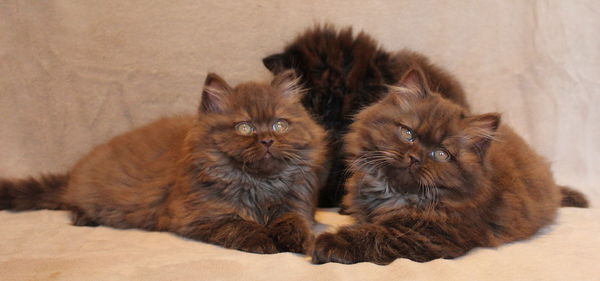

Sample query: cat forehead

[374,94,462,119]
[409,98,465,139]
[231,83,279,99]
[415,112,457,142]
[359,95,466,141]
[416,97,462,122]
[226,83,298,119]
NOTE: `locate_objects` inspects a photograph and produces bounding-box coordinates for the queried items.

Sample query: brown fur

[312,68,589,264]
[559,185,589,208]
[263,24,469,207]
[0,174,69,210]
[1,71,327,254]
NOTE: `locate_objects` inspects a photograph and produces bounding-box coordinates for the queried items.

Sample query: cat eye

[235,122,255,136]
[272,119,289,133]
[431,149,451,161]
[399,126,415,142]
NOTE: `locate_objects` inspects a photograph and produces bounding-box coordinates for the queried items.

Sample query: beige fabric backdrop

[1,1,599,280]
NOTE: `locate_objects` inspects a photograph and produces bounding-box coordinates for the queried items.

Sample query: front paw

[268,213,314,254]
[236,231,278,254]
[312,232,357,264]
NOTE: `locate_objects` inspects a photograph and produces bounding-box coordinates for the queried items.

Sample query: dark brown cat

[263,24,469,207]
[312,68,589,264]
[0,70,326,254]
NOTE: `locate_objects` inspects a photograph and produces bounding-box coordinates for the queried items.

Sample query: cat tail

[0,173,70,211]
[558,185,589,208]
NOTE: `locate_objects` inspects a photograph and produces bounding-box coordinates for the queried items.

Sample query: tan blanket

[1,208,599,281]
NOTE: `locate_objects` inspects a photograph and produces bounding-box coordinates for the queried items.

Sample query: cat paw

[311,232,357,264]
[337,205,351,215]
[236,231,278,254]
[267,213,314,254]
[70,209,99,227]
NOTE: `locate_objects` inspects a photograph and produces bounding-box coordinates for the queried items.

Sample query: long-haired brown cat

[0,70,326,254]
[263,24,469,207]
[312,67,589,264]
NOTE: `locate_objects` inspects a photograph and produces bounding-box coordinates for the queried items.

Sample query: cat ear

[465,113,501,158]
[271,70,303,100]
[398,67,431,97]
[386,67,431,109]
[200,73,232,113]
[263,53,290,74]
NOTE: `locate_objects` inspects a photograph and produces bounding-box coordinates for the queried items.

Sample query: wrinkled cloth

[1,1,599,280]
[1,209,599,281]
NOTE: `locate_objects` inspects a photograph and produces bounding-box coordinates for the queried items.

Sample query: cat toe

[272,231,314,254]
[268,214,313,254]
[311,233,356,264]
[70,209,99,227]
[236,232,278,254]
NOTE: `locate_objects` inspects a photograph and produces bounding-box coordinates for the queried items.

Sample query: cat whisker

[348,151,394,172]
[280,151,315,181]
[348,158,390,175]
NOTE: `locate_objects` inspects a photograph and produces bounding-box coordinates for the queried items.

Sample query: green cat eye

[431,149,450,161]
[272,119,289,133]
[235,122,254,136]
[399,126,415,142]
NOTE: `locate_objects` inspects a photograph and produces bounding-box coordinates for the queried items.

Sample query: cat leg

[312,220,477,264]
[266,212,314,254]
[177,214,278,254]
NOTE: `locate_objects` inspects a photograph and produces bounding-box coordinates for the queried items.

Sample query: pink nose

[260,139,274,147]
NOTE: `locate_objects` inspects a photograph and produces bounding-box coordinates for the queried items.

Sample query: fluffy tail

[559,185,589,208]
[0,173,69,211]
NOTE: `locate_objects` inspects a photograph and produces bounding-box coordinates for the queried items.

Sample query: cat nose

[408,154,420,165]
[260,139,274,148]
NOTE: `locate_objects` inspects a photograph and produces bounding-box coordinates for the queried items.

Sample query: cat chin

[232,157,287,175]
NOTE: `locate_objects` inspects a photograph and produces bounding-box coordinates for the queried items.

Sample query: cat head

[346,67,500,199]
[262,25,393,131]
[196,70,325,175]
[262,25,381,76]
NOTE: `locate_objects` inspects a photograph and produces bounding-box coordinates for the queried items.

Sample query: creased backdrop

[1,1,599,280]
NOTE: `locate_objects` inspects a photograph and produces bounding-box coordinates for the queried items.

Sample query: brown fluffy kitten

[312,68,589,264]
[264,24,469,207]
[0,70,326,254]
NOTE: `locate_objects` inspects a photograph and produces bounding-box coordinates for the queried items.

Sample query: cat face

[198,71,324,175]
[346,69,499,198]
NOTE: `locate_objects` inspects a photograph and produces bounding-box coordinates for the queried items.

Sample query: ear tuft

[385,67,431,106]
[471,113,501,132]
[465,113,501,158]
[398,67,431,97]
[263,53,290,74]
[200,73,232,113]
[271,70,304,100]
